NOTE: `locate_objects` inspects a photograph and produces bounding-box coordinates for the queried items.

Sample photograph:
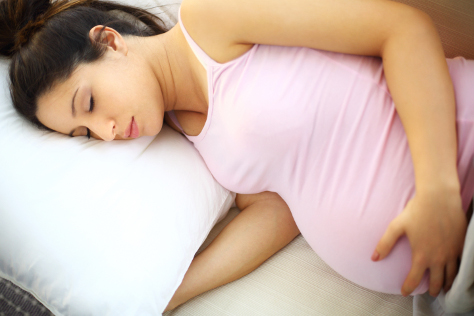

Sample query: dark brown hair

[0,0,167,130]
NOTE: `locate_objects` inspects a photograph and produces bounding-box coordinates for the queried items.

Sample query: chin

[148,123,163,137]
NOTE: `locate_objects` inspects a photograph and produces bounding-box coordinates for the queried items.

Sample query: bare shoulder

[180,0,254,64]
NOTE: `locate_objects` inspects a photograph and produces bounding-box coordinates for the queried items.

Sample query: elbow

[409,9,438,35]
[381,7,440,57]
[399,6,438,38]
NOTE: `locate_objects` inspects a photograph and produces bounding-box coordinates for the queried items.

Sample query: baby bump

[283,56,474,295]
[283,101,429,294]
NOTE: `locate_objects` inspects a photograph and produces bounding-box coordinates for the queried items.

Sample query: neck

[126,25,207,116]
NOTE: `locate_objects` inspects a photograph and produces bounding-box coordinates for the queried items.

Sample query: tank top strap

[178,6,218,68]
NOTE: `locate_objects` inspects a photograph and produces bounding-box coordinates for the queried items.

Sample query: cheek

[92,130,106,140]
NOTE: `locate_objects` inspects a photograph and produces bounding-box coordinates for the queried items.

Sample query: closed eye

[89,95,95,113]
[86,95,95,139]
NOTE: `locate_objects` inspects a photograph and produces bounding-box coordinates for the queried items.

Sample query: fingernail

[371,251,379,261]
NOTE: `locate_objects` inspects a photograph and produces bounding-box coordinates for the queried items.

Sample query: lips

[124,117,139,139]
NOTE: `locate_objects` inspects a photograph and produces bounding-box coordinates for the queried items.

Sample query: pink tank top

[169,6,474,295]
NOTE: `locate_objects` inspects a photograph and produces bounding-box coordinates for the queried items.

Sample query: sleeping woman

[1,0,472,312]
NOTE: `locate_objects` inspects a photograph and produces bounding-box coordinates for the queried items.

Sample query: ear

[89,25,128,56]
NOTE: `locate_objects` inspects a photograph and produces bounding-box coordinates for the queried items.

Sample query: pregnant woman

[1,0,472,311]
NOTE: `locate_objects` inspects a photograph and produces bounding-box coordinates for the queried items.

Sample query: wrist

[416,177,460,197]
[412,151,459,196]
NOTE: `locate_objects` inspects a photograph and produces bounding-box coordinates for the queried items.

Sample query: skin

[36,0,469,306]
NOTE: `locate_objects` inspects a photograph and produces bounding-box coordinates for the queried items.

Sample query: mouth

[124,117,139,139]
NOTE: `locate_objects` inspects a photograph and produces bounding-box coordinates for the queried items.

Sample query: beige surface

[392,0,474,59]
[164,208,413,316]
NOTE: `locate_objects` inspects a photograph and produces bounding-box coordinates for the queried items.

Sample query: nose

[91,118,116,141]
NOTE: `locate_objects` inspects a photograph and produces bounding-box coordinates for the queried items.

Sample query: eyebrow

[68,88,79,137]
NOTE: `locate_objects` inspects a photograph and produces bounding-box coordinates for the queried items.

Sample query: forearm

[165,192,299,312]
[381,13,459,194]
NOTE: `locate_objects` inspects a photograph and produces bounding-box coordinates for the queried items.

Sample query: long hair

[0,0,167,130]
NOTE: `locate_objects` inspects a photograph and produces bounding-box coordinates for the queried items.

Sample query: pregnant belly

[278,85,429,294]
[282,57,474,295]
[286,123,430,294]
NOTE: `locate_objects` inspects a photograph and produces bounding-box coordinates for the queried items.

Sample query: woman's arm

[369,12,467,297]
[181,0,467,296]
[165,192,299,312]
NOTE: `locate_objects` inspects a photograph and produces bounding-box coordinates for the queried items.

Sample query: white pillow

[0,1,235,314]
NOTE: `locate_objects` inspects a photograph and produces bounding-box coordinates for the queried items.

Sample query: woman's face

[37,43,164,141]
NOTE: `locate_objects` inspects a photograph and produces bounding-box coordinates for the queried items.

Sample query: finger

[444,260,458,293]
[429,266,444,297]
[402,262,426,296]
[373,216,405,261]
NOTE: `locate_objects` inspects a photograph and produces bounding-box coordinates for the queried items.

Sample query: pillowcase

[0,0,235,314]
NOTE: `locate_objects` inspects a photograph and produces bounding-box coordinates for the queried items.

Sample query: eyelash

[86,96,95,139]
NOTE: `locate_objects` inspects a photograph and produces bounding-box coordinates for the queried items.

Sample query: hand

[372,189,467,297]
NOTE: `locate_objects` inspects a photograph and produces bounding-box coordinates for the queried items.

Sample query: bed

[1,0,474,315]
